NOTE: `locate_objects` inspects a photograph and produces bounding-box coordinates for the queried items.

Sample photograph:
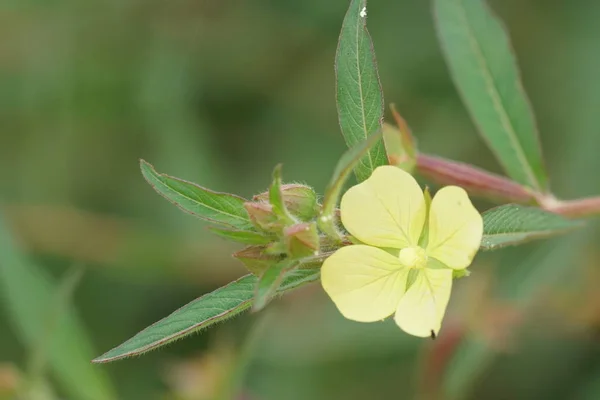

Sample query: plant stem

[541,196,600,218]
[416,154,537,204]
[416,153,600,219]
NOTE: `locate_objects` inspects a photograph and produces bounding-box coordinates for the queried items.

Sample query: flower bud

[284,222,320,259]
[254,184,319,221]
[383,122,416,173]
[244,202,281,232]
[232,246,279,276]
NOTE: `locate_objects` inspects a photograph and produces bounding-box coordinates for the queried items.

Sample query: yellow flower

[321,166,483,337]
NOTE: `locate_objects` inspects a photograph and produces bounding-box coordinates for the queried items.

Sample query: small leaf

[0,217,116,400]
[209,228,273,245]
[93,268,320,363]
[480,204,581,250]
[140,159,252,229]
[253,260,297,312]
[269,164,296,225]
[433,0,548,191]
[319,131,383,241]
[336,0,387,182]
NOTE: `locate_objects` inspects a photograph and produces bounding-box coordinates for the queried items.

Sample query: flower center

[398,246,427,269]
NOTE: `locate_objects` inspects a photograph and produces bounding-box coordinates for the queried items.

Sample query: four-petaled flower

[321,166,483,337]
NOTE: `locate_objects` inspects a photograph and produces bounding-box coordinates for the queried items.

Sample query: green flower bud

[254,184,319,221]
[284,222,320,259]
[244,202,281,232]
[232,245,280,276]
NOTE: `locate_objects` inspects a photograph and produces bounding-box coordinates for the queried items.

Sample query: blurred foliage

[2,0,600,399]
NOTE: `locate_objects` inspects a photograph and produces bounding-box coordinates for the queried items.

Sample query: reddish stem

[416,154,538,204]
[543,196,600,218]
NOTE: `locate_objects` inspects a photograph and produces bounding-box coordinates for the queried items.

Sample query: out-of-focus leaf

[140,160,252,229]
[444,235,586,399]
[209,228,273,245]
[318,131,382,241]
[575,364,600,400]
[93,268,320,363]
[335,0,386,182]
[28,267,84,386]
[480,204,581,250]
[253,260,297,312]
[0,216,116,400]
[433,0,547,191]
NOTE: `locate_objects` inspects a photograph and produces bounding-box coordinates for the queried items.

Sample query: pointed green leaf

[433,0,547,191]
[93,268,320,363]
[253,260,297,312]
[319,131,382,241]
[336,0,386,182]
[481,204,581,250]
[209,228,273,245]
[140,159,252,229]
[0,217,116,400]
[269,164,296,225]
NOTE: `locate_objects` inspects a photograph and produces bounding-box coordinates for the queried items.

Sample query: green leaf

[268,164,296,225]
[209,228,274,245]
[0,216,116,400]
[481,204,581,250]
[93,268,320,363]
[336,0,387,182]
[253,260,297,312]
[140,159,253,229]
[433,0,547,191]
[319,131,382,241]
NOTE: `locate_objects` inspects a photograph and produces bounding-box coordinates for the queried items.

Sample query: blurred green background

[2,0,600,399]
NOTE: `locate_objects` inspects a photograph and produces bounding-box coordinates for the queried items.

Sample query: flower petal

[321,245,408,322]
[426,186,483,269]
[341,166,426,248]
[394,268,452,337]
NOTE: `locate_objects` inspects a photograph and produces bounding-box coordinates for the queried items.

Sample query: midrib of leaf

[454,0,539,191]
[354,15,374,173]
[149,170,248,225]
[93,269,321,363]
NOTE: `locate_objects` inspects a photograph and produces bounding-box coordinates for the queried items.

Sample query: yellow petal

[321,245,408,322]
[341,166,426,248]
[426,186,483,269]
[394,268,452,337]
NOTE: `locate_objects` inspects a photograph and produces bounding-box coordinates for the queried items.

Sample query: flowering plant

[94,0,594,364]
